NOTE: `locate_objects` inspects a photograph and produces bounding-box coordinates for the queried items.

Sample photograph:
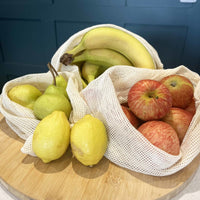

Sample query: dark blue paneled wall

[0,0,200,91]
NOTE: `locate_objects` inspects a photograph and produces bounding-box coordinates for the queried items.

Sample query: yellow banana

[82,62,100,83]
[82,62,107,83]
[61,48,132,67]
[81,78,88,88]
[65,27,155,69]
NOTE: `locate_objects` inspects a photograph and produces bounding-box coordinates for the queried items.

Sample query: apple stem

[47,63,56,86]
[170,81,177,87]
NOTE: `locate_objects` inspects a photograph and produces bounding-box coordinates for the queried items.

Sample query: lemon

[32,111,71,163]
[70,115,108,166]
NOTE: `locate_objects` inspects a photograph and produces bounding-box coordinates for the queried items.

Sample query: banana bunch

[60,26,156,84]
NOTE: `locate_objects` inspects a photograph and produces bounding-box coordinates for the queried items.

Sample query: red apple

[121,105,141,128]
[185,98,196,116]
[138,121,180,155]
[162,107,193,144]
[128,79,172,121]
[160,75,194,108]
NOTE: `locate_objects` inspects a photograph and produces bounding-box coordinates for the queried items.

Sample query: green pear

[33,63,72,120]
[56,76,68,99]
[56,75,67,88]
[8,84,42,109]
[49,64,68,98]
[44,84,67,97]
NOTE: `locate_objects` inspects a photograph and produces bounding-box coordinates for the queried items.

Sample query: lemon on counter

[70,114,108,166]
[32,111,71,163]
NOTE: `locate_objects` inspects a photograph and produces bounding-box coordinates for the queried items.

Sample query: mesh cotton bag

[49,24,163,132]
[0,66,85,156]
[79,65,200,176]
[49,24,200,176]
[50,24,164,71]
[2,24,190,176]
[50,24,164,123]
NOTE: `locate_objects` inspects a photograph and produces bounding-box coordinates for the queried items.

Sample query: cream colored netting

[51,24,163,71]
[1,24,199,176]
[0,66,86,156]
[79,65,200,176]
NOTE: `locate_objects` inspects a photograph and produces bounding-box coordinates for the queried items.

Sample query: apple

[185,98,196,116]
[160,75,194,108]
[121,105,141,128]
[138,121,180,155]
[128,79,172,121]
[162,107,193,144]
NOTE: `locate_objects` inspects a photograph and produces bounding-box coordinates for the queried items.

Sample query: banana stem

[60,53,74,65]
[47,63,56,86]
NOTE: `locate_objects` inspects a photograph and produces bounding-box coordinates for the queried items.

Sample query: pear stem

[49,63,59,77]
[47,63,56,86]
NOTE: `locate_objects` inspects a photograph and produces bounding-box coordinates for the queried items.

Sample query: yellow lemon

[32,111,70,163]
[70,115,108,166]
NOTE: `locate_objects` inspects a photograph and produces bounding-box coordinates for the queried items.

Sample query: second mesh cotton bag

[48,24,200,176]
[79,65,200,176]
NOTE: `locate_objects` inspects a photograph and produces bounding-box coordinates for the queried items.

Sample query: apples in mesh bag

[79,65,200,176]
[20,25,200,176]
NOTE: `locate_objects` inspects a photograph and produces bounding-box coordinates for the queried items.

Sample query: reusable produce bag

[12,24,164,157]
[4,24,198,176]
[51,24,164,71]
[78,65,200,176]
[0,66,84,143]
[49,24,200,176]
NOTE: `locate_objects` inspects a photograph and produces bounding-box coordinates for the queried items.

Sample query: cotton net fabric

[79,65,200,176]
[0,24,200,176]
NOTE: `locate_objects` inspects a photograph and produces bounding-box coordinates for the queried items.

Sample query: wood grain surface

[0,113,200,200]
